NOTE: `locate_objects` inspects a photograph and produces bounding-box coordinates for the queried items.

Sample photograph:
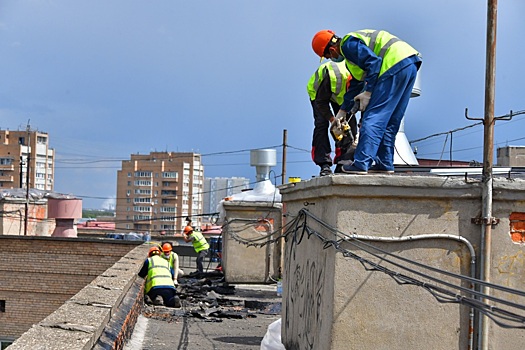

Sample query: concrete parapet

[279,174,525,350]
[7,244,149,350]
[221,201,283,283]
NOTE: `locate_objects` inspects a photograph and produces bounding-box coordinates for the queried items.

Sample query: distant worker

[311,29,422,174]
[307,60,359,176]
[161,242,184,283]
[138,246,181,307]
[183,225,210,274]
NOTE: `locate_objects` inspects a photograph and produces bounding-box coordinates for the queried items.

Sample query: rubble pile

[142,271,281,323]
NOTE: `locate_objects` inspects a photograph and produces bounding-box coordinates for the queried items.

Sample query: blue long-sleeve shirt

[339,35,421,111]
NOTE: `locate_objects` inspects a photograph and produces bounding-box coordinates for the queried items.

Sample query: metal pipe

[282,129,287,185]
[478,1,498,349]
[346,233,476,350]
[24,124,31,236]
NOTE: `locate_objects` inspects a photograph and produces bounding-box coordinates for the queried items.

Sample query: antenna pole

[24,120,31,236]
[282,129,287,185]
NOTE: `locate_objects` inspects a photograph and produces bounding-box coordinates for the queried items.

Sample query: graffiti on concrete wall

[284,234,325,350]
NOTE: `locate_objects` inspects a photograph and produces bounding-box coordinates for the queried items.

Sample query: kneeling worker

[138,246,181,307]
[161,242,184,283]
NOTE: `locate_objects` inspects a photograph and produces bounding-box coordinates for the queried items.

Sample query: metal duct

[250,149,276,182]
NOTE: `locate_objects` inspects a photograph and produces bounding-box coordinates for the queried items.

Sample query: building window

[134,180,152,186]
[0,300,5,312]
[1,340,13,349]
[0,158,13,165]
[134,198,151,203]
[133,206,152,212]
[134,171,152,177]
[37,136,47,144]
[162,171,178,178]
[161,190,177,196]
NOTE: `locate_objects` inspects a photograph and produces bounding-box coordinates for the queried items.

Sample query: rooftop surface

[124,276,282,350]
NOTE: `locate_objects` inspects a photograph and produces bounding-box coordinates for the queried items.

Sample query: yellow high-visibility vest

[145,255,174,293]
[191,230,210,253]
[307,61,350,105]
[342,29,419,81]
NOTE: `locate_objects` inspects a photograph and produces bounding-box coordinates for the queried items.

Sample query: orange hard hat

[148,246,161,256]
[312,30,336,58]
[162,243,172,253]
[183,226,193,235]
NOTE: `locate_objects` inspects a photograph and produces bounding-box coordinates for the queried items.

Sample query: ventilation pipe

[393,71,421,166]
[47,198,82,237]
[250,149,276,183]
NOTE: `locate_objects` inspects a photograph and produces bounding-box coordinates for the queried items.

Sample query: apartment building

[0,129,54,191]
[115,152,204,235]
[202,177,250,219]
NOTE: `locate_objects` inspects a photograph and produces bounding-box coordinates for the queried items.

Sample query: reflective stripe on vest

[162,252,176,270]
[145,255,174,293]
[342,29,419,81]
[307,61,350,105]
[191,230,210,253]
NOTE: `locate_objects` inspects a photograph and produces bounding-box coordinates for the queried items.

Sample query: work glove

[335,109,346,121]
[354,91,371,112]
[330,116,343,141]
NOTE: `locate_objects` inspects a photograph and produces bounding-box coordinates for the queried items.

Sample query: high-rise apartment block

[115,152,203,235]
[202,177,250,219]
[0,129,54,190]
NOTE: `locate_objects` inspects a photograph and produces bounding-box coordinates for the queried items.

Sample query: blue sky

[0,1,524,209]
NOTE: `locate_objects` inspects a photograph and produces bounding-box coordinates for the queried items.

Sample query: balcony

[0,174,14,182]
[0,164,15,171]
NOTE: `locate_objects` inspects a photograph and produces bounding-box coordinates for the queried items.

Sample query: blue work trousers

[352,63,418,171]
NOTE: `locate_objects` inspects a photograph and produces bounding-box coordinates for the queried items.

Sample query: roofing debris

[142,271,281,323]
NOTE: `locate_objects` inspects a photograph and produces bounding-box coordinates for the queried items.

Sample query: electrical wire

[221,208,525,329]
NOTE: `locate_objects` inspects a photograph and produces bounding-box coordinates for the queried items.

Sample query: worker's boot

[173,296,182,308]
[153,295,164,306]
[144,295,153,305]
[319,164,332,177]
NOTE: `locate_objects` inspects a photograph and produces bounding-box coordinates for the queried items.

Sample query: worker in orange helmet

[311,29,421,175]
[138,245,181,307]
[183,225,210,275]
[161,241,184,283]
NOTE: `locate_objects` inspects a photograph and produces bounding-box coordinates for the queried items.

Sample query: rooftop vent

[250,149,276,182]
